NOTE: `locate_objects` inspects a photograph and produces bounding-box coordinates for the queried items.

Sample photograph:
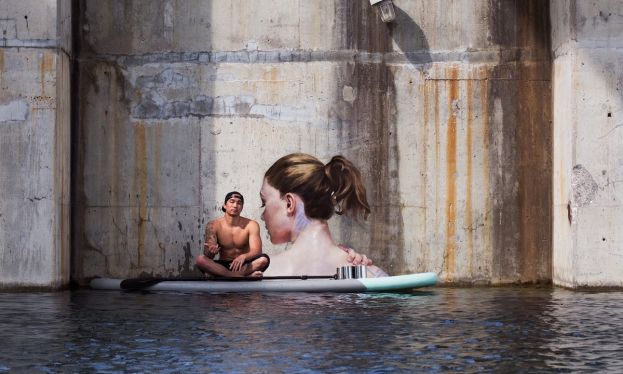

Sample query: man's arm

[245,220,262,259]
[203,220,220,258]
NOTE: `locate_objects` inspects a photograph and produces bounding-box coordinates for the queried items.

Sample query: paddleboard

[90,272,438,293]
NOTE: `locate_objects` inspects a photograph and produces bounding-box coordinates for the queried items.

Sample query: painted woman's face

[260,179,291,244]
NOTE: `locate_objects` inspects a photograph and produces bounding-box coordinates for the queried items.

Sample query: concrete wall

[71,0,552,285]
[552,0,623,288]
[0,0,71,289]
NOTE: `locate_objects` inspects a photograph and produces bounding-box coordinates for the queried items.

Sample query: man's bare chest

[216,226,249,249]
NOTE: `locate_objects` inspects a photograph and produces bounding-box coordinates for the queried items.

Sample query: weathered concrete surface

[552,0,623,288]
[72,0,553,285]
[0,0,71,289]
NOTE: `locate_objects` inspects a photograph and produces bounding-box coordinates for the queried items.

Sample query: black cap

[222,191,244,212]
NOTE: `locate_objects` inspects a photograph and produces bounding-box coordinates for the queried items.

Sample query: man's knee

[250,254,270,272]
[255,256,268,267]
[196,254,212,268]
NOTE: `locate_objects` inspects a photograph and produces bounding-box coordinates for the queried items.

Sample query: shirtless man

[195,191,269,277]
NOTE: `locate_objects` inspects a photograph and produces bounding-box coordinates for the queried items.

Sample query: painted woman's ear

[284,193,296,215]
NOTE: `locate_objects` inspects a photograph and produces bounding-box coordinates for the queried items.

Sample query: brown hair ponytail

[324,155,371,220]
[264,153,371,220]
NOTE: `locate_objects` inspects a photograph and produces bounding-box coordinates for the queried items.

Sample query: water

[1,288,622,373]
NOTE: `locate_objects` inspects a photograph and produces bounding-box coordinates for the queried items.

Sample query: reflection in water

[0,288,622,372]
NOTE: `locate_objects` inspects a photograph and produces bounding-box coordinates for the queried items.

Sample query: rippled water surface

[1,287,623,373]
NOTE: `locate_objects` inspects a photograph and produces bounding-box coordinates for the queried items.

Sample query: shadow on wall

[390,5,432,66]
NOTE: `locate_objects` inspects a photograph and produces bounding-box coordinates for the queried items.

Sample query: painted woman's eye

[260,201,265,208]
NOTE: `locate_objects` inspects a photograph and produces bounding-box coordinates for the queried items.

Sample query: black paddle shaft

[119,274,338,291]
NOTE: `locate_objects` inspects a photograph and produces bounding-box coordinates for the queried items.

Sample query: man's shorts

[215,253,270,272]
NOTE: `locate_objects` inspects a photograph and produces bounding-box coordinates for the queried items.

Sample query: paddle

[120,274,338,291]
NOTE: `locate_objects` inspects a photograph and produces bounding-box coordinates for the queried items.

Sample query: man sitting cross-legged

[195,191,269,277]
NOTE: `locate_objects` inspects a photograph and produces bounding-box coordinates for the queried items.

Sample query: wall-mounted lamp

[370,0,396,23]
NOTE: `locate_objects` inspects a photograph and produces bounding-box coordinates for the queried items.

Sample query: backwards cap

[222,191,244,212]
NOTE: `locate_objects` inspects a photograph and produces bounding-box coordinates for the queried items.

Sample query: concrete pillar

[551,1,623,288]
[0,0,71,289]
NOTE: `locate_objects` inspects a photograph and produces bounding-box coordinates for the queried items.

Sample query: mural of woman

[259,153,388,277]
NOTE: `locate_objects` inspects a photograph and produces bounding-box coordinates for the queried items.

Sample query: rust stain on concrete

[480,79,490,192]
[444,67,459,280]
[466,79,474,277]
[61,205,68,283]
[154,123,162,192]
[434,80,440,233]
[480,78,491,277]
[134,121,148,267]
[421,81,431,267]
[269,67,280,101]
[40,52,55,95]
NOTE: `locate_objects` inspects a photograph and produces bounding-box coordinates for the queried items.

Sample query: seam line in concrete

[1,44,73,58]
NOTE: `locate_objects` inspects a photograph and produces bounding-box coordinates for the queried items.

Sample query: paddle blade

[120,278,164,291]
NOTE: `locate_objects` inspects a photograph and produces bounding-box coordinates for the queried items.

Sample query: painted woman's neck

[291,219,333,248]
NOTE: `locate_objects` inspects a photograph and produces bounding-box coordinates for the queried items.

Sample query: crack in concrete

[26,196,47,202]
[599,124,623,139]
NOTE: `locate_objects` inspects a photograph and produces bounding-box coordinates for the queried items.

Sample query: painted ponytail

[324,155,370,220]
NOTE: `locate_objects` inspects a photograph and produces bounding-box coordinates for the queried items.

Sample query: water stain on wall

[73,61,138,280]
[480,78,492,281]
[133,121,148,267]
[333,0,405,274]
[0,50,5,83]
[73,62,116,281]
[488,0,552,283]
